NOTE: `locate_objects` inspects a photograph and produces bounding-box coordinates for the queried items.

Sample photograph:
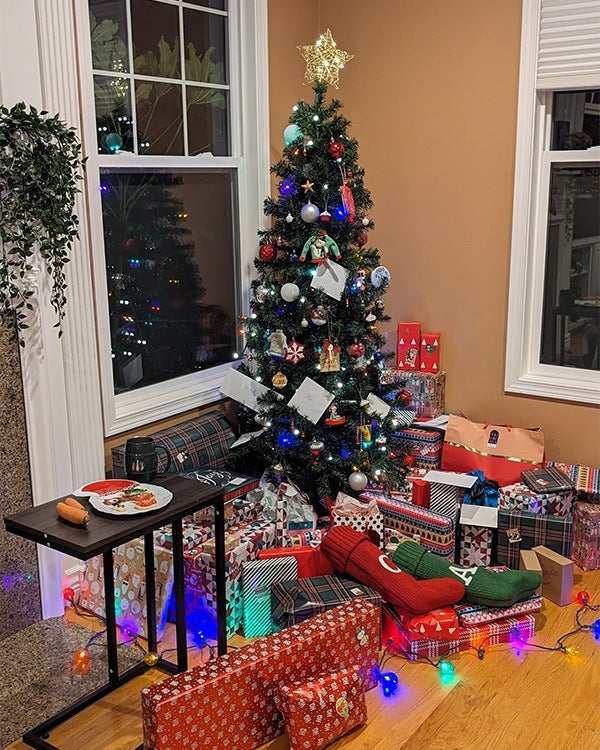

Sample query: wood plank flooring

[6,569,599,750]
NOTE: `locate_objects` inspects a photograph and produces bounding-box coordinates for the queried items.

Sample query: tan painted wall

[268,0,599,466]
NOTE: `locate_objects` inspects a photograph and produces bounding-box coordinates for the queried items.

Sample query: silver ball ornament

[362,217,370,226]
[301,318,309,328]
[348,471,368,492]
[285,213,294,223]
[300,202,320,223]
[280,282,300,302]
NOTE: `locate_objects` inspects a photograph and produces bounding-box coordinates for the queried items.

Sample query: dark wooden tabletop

[3,474,223,560]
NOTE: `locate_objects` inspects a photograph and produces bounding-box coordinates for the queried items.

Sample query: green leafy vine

[0,103,85,344]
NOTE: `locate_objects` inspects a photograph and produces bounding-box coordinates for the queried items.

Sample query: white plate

[87,483,172,516]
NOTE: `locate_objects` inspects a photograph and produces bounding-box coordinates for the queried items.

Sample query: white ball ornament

[371,266,391,289]
[280,282,300,302]
[362,217,370,226]
[285,213,294,223]
[300,202,320,223]
[348,471,368,492]
[301,318,309,328]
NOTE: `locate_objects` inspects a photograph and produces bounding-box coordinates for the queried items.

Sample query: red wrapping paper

[395,607,459,640]
[257,545,334,578]
[396,322,421,370]
[411,479,431,508]
[142,600,381,750]
[420,332,440,373]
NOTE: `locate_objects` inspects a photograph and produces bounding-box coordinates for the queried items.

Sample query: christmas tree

[232,30,408,504]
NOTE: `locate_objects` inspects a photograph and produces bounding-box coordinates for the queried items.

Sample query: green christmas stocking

[392,540,542,608]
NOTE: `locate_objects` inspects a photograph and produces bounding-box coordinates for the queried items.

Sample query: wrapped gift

[192,493,262,528]
[422,470,478,518]
[183,468,260,504]
[404,371,445,420]
[381,604,536,661]
[80,541,174,641]
[571,502,600,571]
[521,467,575,494]
[271,576,382,630]
[396,322,421,370]
[363,491,456,558]
[141,600,381,750]
[420,332,440,373]
[499,483,575,517]
[546,462,600,503]
[396,607,459,640]
[275,666,367,750]
[258,546,334,578]
[497,509,572,568]
[391,426,443,469]
[283,529,324,547]
[242,557,299,637]
[155,519,213,552]
[453,594,542,627]
[459,525,495,567]
[332,492,385,548]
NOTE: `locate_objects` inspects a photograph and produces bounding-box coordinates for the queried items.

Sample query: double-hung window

[505,0,600,404]
[77,0,268,433]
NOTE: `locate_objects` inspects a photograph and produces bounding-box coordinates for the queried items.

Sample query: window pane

[100,170,237,393]
[94,75,134,153]
[184,8,228,84]
[185,0,227,10]
[540,164,600,370]
[132,0,180,80]
[551,90,600,150]
[89,0,129,73]
[187,86,229,155]
[136,81,184,155]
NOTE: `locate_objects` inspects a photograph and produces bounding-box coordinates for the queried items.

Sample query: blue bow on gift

[463,470,499,507]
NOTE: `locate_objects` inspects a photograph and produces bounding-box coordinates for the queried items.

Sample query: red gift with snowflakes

[275,665,367,750]
[141,600,381,750]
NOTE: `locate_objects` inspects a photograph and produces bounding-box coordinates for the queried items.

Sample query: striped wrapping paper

[497,509,572,568]
[381,604,536,660]
[547,462,600,502]
[242,557,298,637]
[453,594,543,626]
[362,491,455,558]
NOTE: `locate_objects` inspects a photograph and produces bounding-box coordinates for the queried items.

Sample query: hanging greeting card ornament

[272,371,288,389]
[259,244,276,262]
[268,329,288,358]
[320,209,332,223]
[371,265,391,288]
[348,340,365,358]
[297,28,354,90]
[311,305,327,326]
[325,403,346,426]
[284,338,305,365]
[328,140,345,159]
[300,201,320,223]
[281,282,300,302]
[319,339,341,372]
[300,231,341,263]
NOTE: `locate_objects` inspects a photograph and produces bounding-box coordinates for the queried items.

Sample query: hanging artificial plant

[0,102,84,344]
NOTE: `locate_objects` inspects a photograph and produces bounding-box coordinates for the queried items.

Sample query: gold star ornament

[297,29,353,90]
[301,179,314,193]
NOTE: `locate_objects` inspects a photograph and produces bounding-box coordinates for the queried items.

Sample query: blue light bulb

[379,671,399,697]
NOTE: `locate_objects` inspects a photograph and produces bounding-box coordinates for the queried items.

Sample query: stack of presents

[77,326,599,749]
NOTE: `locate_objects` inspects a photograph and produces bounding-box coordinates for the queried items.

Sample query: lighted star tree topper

[297,29,354,90]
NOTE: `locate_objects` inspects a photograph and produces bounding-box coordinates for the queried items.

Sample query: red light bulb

[575,590,591,606]
[63,587,75,602]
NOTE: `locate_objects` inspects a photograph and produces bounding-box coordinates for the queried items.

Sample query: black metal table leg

[144,532,158,655]
[214,497,227,656]
[102,549,119,685]
[171,516,188,672]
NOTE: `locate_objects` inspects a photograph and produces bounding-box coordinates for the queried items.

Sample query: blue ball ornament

[104,132,123,152]
[283,124,302,146]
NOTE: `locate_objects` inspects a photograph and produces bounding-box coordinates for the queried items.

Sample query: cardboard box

[532,545,573,606]
[519,549,543,596]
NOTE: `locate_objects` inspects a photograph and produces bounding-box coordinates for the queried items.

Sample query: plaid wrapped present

[499,483,575,517]
[547,462,600,503]
[112,410,235,477]
[521,467,575,494]
[381,604,536,660]
[459,525,495,567]
[271,576,382,630]
[571,502,600,571]
[80,541,174,641]
[391,426,443,469]
[362,491,455,558]
[453,594,542,626]
[497,509,572,568]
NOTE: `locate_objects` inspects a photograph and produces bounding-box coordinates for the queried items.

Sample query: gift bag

[332,492,385,547]
[442,415,544,487]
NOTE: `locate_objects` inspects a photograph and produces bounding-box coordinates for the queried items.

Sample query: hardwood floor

[6,569,600,750]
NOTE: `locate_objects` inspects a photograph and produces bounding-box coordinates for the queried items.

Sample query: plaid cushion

[497,509,572,568]
[112,410,235,477]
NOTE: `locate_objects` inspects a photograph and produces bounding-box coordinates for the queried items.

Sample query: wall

[268,0,600,466]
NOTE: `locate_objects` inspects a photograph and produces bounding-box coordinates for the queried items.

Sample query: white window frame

[75,0,270,435]
[505,0,600,405]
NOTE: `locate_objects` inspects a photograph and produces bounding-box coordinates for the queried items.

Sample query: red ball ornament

[328,140,345,159]
[63,587,75,602]
[355,231,368,247]
[259,244,276,262]
[395,389,412,407]
[348,341,366,357]
[402,454,417,468]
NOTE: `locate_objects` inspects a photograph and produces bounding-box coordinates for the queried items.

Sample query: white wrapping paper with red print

[459,525,494,567]
[452,594,542,627]
[381,604,536,660]
[141,600,381,750]
[275,665,367,750]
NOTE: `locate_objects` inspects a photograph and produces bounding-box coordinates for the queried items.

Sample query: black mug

[125,437,172,483]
